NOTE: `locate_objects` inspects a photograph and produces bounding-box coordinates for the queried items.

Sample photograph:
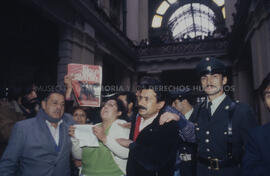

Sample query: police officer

[169,89,197,176]
[195,57,257,176]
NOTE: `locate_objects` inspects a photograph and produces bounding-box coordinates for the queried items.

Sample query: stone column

[138,0,148,40]
[57,27,73,86]
[225,0,238,32]
[126,0,148,44]
[126,0,139,44]
[71,28,95,65]
[94,53,103,67]
[57,22,96,87]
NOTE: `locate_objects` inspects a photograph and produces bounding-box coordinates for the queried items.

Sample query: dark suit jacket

[241,122,270,176]
[127,109,180,176]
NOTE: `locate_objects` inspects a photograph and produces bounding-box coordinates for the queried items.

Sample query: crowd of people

[0,57,269,176]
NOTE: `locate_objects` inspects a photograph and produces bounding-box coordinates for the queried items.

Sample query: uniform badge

[206,66,212,72]
[225,105,229,110]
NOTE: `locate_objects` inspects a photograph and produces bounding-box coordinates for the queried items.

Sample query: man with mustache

[194,57,257,176]
[0,91,74,176]
[117,77,182,176]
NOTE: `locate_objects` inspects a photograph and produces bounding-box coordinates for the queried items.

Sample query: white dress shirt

[184,108,194,120]
[207,93,226,116]
[139,112,159,131]
[45,120,63,145]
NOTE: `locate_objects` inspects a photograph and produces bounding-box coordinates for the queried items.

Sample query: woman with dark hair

[72,107,87,125]
[70,107,88,176]
[69,97,130,176]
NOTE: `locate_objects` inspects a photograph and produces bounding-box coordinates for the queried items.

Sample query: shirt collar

[184,108,194,120]
[45,119,63,128]
[139,112,159,131]
[207,93,226,115]
[141,112,159,123]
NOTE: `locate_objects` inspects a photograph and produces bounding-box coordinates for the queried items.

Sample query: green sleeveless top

[81,125,123,176]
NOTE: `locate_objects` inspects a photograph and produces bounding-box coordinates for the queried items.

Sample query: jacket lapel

[211,96,232,119]
[54,122,67,161]
[37,114,58,153]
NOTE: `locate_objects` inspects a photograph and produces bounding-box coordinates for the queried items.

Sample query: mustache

[206,85,217,88]
[137,105,147,110]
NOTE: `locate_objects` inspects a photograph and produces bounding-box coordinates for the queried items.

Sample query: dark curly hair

[103,96,128,120]
[137,76,167,103]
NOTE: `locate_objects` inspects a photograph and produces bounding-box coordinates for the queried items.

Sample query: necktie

[133,116,141,141]
[207,101,212,116]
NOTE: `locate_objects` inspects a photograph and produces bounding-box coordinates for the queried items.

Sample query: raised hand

[159,112,180,125]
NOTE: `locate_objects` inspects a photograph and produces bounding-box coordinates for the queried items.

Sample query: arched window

[151,0,225,40]
[168,3,215,39]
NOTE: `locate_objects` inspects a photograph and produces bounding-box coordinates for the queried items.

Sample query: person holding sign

[69,97,130,176]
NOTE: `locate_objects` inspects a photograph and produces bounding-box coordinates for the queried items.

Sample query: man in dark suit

[117,77,180,176]
[0,91,74,176]
[195,57,258,176]
[169,89,198,176]
[241,72,270,176]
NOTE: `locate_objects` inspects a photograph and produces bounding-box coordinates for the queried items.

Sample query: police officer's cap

[196,57,226,77]
[169,88,192,101]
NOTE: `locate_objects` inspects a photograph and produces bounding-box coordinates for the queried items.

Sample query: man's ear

[222,76,228,85]
[157,101,165,110]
